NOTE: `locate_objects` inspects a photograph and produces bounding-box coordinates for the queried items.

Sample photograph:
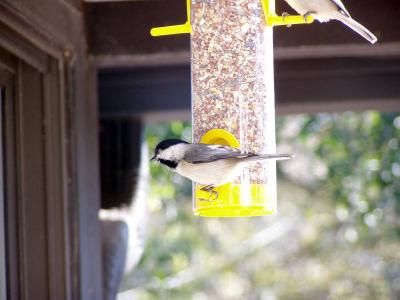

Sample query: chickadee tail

[334,13,377,44]
[244,153,294,162]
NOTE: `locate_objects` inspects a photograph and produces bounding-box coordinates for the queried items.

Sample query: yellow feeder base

[194,183,276,217]
[193,129,277,217]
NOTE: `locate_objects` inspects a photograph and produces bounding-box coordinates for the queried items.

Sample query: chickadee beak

[150,156,156,162]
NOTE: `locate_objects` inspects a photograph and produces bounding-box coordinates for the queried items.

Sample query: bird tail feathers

[243,153,293,162]
[334,13,377,44]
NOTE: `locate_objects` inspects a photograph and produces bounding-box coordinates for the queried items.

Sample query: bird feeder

[151,0,313,217]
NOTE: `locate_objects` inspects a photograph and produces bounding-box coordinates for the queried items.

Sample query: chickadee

[150,139,292,198]
[285,0,377,44]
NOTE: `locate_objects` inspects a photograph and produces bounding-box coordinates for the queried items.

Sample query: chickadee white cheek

[158,143,187,161]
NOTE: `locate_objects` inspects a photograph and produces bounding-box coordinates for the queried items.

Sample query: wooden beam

[86,0,400,57]
[99,56,400,117]
[94,42,400,69]
[275,42,400,60]
[84,0,139,2]
[93,51,190,68]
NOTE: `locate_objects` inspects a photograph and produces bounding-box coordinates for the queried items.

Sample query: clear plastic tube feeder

[191,0,278,217]
[151,0,312,217]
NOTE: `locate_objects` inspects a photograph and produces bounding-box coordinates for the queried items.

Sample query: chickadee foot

[199,195,218,202]
[209,189,219,201]
[303,11,315,22]
[199,185,219,201]
[281,12,292,27]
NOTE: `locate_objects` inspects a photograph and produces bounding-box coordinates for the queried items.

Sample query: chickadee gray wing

[183,144,247,164]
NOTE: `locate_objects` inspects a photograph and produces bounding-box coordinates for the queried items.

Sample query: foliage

[120,112,400,300]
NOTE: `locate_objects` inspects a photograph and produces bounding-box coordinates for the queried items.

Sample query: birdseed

[191,0,277,185]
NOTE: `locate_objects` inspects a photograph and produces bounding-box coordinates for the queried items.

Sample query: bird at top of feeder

[285,0,377,43]
[150,139,292,200]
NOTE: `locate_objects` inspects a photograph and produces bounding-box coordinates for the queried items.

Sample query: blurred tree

[119,111,400,300]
